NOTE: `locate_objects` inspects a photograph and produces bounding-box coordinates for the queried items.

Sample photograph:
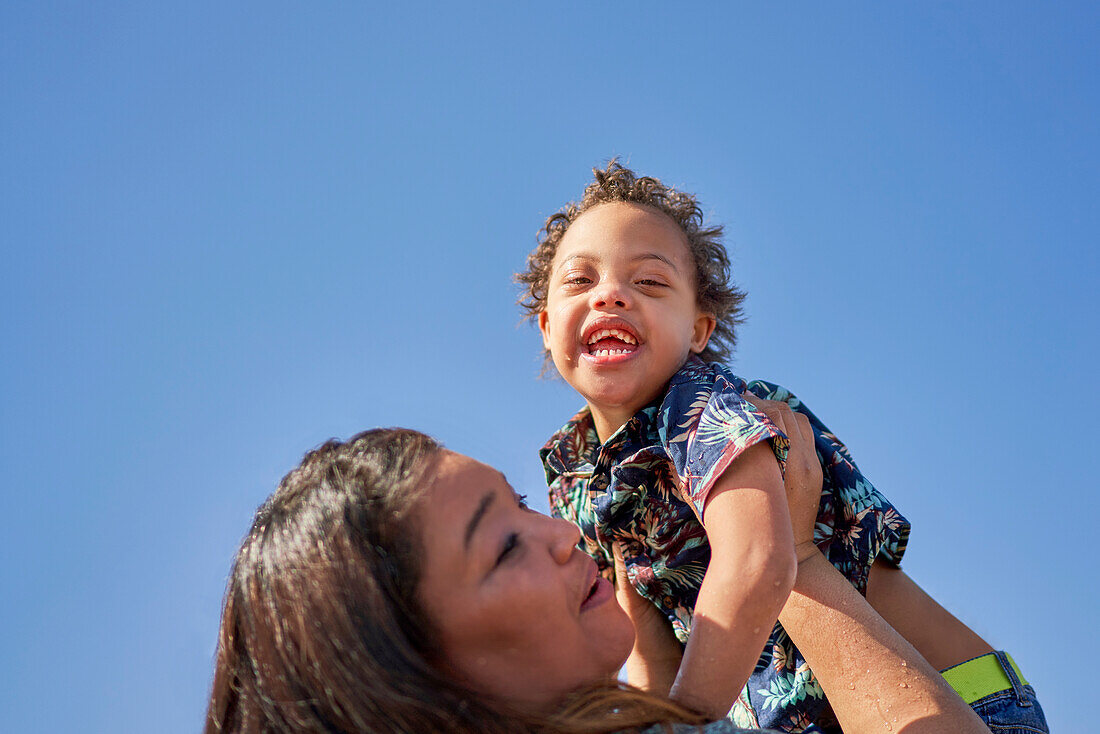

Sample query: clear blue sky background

[2,3,1096,732]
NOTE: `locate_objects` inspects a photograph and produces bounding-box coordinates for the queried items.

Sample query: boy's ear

[537,311,552,350]
[690,313,717,354]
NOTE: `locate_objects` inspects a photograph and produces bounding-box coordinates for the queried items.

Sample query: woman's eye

[564,276,591,286]
[496,533,520,566]
[636,278,666,287]
[516,493,529,509]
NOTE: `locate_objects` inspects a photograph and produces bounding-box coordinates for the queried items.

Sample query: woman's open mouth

[580,575,612,612]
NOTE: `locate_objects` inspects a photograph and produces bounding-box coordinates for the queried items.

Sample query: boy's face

[538,203,716,435]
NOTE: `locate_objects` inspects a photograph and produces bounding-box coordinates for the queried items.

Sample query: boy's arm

[667,440,796,719]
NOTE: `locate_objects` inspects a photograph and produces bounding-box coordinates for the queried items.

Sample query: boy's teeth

[586,328,636,345]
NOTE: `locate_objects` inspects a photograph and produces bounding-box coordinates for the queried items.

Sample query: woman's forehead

[415,451,515,615]
[420,452,509,545]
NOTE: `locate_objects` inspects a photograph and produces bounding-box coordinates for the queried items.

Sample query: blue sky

[2,3,1096,731]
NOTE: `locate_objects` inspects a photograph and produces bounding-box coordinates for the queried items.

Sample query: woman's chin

[602,602,637,672]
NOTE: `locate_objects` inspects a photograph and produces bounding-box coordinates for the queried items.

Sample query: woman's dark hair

[205,427,705,734]
[517,159,747,371]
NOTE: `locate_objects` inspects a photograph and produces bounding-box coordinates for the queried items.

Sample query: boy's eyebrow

[464,492,495,550]
[633,252,681,273]
[558,251,682,273]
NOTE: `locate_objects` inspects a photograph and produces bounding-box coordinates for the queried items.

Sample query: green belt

[941,652,1027,705]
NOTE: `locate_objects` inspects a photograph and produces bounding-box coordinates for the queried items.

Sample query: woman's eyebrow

[464,492,495,550]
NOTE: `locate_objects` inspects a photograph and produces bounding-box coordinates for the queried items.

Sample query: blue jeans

[954,651,1048,734]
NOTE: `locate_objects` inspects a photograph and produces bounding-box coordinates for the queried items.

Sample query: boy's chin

[582,385,658,418]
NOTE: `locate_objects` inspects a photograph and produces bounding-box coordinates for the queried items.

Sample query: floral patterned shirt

[541,357,910,732]
[638,722,810,734]
[638,723,829,734]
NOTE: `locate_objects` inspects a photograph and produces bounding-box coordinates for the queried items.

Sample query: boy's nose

[590,282,629,309]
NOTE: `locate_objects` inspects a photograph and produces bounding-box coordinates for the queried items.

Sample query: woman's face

[417,450,634,710]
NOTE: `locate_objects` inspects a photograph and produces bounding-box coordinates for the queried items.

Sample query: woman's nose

[548,515,582,565]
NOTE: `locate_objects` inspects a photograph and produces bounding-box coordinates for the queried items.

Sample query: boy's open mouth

[585,327,639,357]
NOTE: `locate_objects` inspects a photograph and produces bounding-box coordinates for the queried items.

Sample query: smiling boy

[532,192,808,725]
[517,161,1046,732]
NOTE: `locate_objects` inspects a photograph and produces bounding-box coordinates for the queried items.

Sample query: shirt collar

[540,405,601,481]
[541,397,670,482]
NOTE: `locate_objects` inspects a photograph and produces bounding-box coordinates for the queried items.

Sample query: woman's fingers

[742,391,765,414]
[744,392,788,435]
[795,411,814,448]
[744,391,822,550]
[612,542,644,611]
[612,541,625,578]
[744,393,811,459]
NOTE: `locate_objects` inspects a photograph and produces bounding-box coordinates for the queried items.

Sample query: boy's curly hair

[517,160,746,368]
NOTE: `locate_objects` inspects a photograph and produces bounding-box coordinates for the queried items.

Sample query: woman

[204,399,988,733]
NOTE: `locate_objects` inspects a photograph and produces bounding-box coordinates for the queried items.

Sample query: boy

[517,161,1046,732]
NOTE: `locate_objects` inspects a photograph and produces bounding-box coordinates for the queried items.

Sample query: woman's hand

[755,394,989,732]
[612,542,682,694]
[744,394,822,560]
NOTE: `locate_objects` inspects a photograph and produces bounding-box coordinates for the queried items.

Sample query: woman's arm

[780,552,987,733]
[748,396,987,733]
[624,394,987,732]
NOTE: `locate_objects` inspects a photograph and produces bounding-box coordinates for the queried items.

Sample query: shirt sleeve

[659,370,789,522]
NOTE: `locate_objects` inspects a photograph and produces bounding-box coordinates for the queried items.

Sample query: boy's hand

[744,393,823,559]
